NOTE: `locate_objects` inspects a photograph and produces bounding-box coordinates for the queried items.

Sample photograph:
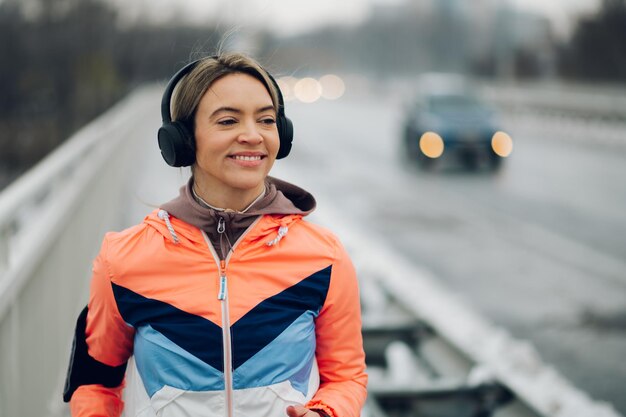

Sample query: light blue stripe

[233,311,316,396]
[134,325,224,397]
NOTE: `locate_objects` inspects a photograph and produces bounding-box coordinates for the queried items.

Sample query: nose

[237,120,263,145]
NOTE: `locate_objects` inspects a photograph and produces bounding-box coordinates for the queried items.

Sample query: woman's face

[193,73,280,203]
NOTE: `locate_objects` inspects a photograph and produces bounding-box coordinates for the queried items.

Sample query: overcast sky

[110,0,601,38]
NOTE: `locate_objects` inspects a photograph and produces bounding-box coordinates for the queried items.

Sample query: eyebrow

[210,105,276,119]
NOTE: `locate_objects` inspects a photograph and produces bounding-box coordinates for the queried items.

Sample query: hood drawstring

[158,208,290,247]
[158,209,180,244]
[266,225,289,246]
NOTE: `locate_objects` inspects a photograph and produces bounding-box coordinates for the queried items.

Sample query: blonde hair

[171,53,280,132]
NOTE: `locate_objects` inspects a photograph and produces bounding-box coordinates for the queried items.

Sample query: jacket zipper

[201,216,263,417]
[218,258,234,417]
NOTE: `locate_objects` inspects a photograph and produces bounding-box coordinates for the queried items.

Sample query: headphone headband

[157,56,293,167]
[160,60,201,124]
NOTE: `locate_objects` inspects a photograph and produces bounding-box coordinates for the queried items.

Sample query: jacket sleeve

[307,240,368,417]
[67,235,135,417]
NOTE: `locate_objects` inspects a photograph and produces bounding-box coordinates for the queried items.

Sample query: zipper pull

[216,216,234,257]
[218,275,227,300]
[218,260,227,300]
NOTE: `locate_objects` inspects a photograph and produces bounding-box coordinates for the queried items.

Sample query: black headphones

[157,57,293,167]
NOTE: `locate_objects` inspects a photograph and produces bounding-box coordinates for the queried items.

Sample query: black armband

[62,306,127,402]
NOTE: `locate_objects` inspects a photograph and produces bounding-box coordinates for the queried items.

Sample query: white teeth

[233,155,262,161]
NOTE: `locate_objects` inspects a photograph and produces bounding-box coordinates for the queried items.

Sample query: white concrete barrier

[0,86,158,417]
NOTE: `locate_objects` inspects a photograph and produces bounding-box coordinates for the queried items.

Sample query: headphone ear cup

[158,122,196,167]
[276,115,293,159]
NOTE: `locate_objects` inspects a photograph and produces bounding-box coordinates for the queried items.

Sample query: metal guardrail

[0,86,157,417]
[359,282,535,417]
[481,82,626,122]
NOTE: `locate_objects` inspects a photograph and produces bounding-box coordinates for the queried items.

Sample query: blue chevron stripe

[233,311,317,396]
[231,265,331,369]
[111,264,332,392]
[134,325,224,396]
[111,283,224,371]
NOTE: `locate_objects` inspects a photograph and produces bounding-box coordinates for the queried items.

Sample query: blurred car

[401,79,512,170]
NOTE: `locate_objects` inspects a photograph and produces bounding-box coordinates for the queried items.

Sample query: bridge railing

[0,86,155,417]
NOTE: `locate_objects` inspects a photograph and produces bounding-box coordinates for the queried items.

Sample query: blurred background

[1,0,625,187]
[1,0,625,416]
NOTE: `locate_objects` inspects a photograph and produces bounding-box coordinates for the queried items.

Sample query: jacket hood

[143,176,316,249]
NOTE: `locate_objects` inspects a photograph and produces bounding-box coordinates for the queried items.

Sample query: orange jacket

[70,209,367,417]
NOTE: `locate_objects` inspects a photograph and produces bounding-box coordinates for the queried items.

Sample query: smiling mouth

[230,155,265,161]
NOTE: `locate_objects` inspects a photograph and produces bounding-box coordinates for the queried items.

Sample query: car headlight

[491,131,513,157]
[420,132,445,158]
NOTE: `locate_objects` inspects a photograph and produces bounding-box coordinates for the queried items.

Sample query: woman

[63,53,367,417]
